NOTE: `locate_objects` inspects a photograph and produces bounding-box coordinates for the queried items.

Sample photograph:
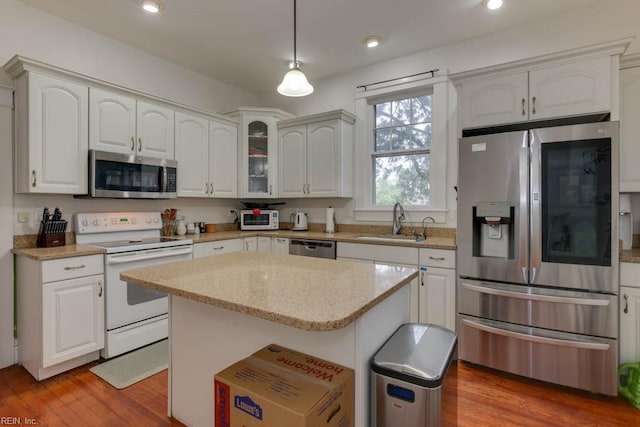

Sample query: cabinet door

[461,72,528,129]
[136,101,175,159]
[89,88,136,154]
[42,274,104,367]
[620,286,640,365]
[620,67,640,192]
[278,125,307,197]
[271,237,290,254]
[193,239,244,258]
[26,73,88,194]
[210,121,238,198]
[244,237,257,251]
[307,120,340,197]
[175,112,209,197]
[257,236,272,252]
[242,118,277,198]
[419,267,456,330]
[529,56,611,121]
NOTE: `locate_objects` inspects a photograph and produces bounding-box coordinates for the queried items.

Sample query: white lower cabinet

[419,248,456,331]
[271,237,290,254]
[337,243,420,322]
[257,236,272,252]
[620,262,640,364]
[193,239,245,258]
[17,254,104,380]
[244,237,257,251]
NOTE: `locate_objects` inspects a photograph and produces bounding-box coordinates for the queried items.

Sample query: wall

[258,0,640,230]
[0,0,264,368]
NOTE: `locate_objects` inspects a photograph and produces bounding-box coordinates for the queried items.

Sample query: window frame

[353,74,452,223]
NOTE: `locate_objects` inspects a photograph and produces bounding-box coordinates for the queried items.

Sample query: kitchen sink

[355,236,417,242]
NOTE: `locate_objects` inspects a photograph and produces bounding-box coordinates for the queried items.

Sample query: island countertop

[121,252,417,331]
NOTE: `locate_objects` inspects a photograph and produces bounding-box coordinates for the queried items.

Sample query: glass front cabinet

[224,108,294,198]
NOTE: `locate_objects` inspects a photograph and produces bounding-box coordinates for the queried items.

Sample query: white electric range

[75,212,193,359]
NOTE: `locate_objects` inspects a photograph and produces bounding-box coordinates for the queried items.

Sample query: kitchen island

[121,251,417,427]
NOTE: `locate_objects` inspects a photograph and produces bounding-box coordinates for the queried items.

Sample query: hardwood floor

[1,360,638,426]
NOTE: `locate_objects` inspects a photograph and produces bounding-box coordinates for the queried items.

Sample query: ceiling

[20,0,597,95]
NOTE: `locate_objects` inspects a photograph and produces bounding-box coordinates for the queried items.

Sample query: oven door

[105,245,193,330]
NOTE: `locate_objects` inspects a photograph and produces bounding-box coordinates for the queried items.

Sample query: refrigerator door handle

[529,131,541,283]
[461,318,610,351]
[518,133,529,282]
[461,282,610,306]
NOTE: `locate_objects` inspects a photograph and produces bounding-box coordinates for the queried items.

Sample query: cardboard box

[214,344,354,427]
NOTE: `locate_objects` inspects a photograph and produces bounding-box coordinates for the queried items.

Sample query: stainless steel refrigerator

[457,121,619,395]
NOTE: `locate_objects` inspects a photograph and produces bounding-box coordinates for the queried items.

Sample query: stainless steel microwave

[88,150,177,199]
[240,210,279,230]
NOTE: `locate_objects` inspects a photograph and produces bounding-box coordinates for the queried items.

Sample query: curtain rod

[356,69,439,91]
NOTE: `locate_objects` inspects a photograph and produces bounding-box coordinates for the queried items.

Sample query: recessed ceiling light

[363,35,383,48]
[484,0,503,10]
[140,0,163,13]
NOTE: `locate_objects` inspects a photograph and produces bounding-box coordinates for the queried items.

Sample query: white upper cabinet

[175,112,210,197]
[277,110,355,198]
[619,58,640,192]
[90,89,174,159]
[223,108,294,199]
[460,54,617,129]
[175,111,238,198]
[14,72,88,194]
[209,120,238,198]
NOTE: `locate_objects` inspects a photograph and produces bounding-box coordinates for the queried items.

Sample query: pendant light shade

[278,0,313,97]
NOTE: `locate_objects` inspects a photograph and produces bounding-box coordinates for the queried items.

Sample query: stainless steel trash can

[371,323,457,427]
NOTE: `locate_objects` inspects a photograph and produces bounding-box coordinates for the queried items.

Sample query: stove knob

[81,219,89,227]
[93,219,100,226]
[153,217,160,223]
[131,218,136,225]
[146,217,152,224]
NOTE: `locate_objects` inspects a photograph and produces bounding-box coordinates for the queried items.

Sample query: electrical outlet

[17,212,30,223]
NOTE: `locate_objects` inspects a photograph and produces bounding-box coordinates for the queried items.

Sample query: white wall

[0,0,264,368]
[259,0,640,230]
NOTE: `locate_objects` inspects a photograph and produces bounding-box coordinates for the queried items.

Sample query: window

[373,95,431,206]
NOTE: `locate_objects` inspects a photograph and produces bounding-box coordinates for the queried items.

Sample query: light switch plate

[17,212,30,223]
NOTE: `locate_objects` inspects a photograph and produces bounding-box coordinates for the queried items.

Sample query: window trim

[353,73,451,224]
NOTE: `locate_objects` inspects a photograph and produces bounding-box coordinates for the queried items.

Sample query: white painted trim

[451,36,633,82]
[277,109,356,128]
[621,53,640,70]
[0,85,13,108]
[2,55,238,125]
[355,74,449,100]
[221,106,294,120]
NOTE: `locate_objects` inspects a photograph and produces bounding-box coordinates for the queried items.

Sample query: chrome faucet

[420,216,435,239]
[392,202,405,235]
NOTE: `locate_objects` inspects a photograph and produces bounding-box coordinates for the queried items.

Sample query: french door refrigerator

[457,121,619,395]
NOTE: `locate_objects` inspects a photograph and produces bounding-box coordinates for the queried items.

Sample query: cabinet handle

[624,293,629,314]
[98,281,103,298]
[31,170,37,188]
[64,264,86,270]
[521,98,526,116]
[245,241,249,250]
[269,185,272,196]
[213,246,224,251]
[276,238,286,243]
[210,183,214,194]
[138,137,142,152]
[428,256,446,261]
[302,184,306,194]
[130,137,135,151]
[531,96,537,115]
[204,182,209,194]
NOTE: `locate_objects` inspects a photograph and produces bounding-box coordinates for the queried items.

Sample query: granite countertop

[620,248,640,263]
[120,251,418,331]
[12,244,105,260]
[176,229,457,250]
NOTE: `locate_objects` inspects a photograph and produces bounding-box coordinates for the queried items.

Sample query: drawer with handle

[419,248,455,269]
[42,254,104,282]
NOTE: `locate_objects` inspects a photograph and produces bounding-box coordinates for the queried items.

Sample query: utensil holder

[37,220,67,248]
[162,219,176,236]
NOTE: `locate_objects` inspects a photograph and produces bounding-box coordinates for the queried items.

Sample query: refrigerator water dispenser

[473,202,514,259]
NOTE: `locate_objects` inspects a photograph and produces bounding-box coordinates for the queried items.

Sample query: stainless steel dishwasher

[289,239,336,259]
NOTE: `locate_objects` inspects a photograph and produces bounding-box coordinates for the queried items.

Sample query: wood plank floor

[1,360,638,426]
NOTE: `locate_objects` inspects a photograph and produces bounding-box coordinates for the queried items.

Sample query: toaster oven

[240,210,279,230]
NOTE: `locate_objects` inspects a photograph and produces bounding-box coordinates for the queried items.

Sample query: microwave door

[530,122,619,293]
[457,130,529,284]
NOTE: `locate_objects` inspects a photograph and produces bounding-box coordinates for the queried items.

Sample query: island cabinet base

[168,285,410,427]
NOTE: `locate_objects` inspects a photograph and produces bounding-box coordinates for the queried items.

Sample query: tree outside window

[373,94,431,205]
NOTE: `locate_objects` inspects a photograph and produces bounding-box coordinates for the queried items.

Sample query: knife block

[37,220,68,248]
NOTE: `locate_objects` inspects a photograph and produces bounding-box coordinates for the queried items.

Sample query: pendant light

[277,0,314,97]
